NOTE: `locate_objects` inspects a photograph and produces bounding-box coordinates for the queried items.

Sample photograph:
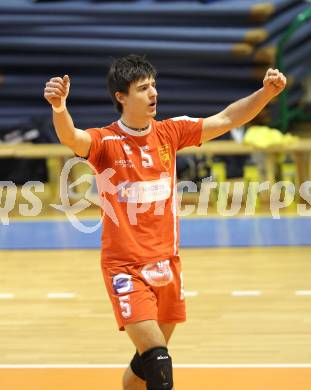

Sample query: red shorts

[101,256,186,331]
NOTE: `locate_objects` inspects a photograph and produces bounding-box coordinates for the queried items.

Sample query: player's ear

[115,91,126,106]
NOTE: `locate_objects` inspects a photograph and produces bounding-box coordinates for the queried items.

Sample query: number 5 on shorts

[119,295,132,318]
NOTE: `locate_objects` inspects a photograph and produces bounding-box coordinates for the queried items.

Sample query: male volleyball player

[44,54,286,390]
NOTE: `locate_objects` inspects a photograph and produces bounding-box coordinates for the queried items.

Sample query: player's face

[122,77,158,119]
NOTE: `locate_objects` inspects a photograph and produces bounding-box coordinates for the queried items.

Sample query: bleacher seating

[0,0,310,131]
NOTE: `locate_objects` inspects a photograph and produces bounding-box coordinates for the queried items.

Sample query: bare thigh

[159,322,176,344]
[125,319,166,354]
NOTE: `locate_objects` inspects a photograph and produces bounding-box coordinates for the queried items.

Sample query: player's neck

[120,115,151,132]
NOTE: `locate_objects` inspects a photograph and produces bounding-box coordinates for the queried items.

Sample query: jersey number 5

[139,146,153,168]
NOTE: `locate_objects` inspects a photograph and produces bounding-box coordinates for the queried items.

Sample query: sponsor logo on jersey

[115,159,135,168]
[112,273,133,294]
[172,116,199,122]
[123,144,132,155]
[101,135,126,142]
[158,144,171,170]
[118,177,171,203]
[141,260,173,287]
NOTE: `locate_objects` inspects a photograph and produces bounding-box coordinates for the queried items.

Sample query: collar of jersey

[117,119,151,137]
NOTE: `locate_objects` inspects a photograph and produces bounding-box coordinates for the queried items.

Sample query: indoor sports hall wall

[0,0,310,131]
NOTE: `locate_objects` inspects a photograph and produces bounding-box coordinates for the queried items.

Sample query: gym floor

[1,216,311,389]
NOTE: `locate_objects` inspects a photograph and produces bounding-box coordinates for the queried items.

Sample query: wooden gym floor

[0,247,311,389]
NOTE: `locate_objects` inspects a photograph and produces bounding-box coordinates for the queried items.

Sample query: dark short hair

[107,54,157,113]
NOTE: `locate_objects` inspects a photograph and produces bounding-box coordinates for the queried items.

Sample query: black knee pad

[141,346,173,390]
[130,351,145,381]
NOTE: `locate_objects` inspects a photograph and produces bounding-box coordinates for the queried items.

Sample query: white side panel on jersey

[172,161,178,255]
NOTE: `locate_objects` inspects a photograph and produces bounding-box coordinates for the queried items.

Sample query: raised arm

[44,75,91,157]
[200,68,287,143]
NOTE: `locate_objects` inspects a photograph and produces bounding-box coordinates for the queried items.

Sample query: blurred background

[1,1,311,389]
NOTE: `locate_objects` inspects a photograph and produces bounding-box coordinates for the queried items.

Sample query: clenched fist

[44,75,70,112]
[263,68,286,97]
